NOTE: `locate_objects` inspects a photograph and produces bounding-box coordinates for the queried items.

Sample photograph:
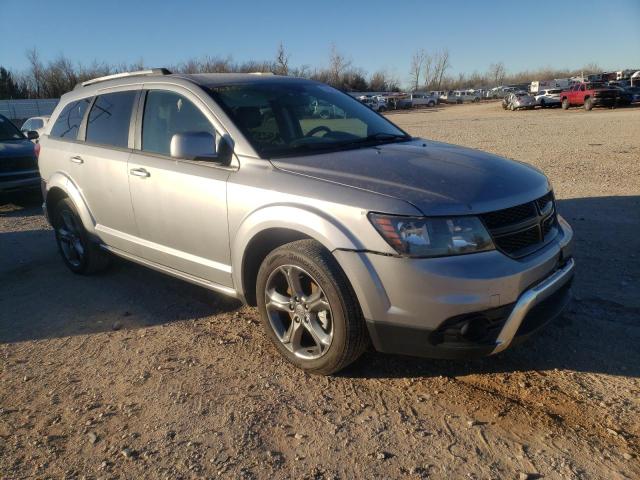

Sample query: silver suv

[39,69,575,374]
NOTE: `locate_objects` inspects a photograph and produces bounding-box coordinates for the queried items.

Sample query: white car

[20,115,50,139]
[534,89,562,108]
[504,92,536,110]
[360,96,388,112]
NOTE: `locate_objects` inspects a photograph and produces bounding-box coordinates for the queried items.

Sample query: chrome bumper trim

[492,257,575,354]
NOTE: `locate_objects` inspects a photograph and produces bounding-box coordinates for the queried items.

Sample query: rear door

[70,88,140,252]
[127,87,233,287]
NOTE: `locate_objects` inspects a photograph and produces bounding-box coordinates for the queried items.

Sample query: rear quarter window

[86,91,137,148]
[50,98,91,140]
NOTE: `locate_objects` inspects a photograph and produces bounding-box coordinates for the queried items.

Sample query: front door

[127,89,233,287]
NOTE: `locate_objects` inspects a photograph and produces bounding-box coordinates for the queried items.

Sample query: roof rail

[75,68,172,89]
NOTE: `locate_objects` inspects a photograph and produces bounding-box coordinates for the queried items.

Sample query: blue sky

[1,0,639,83]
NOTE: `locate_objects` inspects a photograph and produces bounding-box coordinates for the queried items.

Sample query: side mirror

[170,132,233,165]
[26,130,39,140]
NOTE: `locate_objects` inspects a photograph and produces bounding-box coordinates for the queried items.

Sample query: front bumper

[335,215,575,359]
[0,171,40,193]
[592,97,618,106]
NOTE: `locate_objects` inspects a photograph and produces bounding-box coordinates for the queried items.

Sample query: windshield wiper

[338,132,411,147]
[266,133,412,158]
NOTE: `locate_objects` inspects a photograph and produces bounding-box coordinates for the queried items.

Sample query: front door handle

[70,155,84,164]
[130,168,150,178]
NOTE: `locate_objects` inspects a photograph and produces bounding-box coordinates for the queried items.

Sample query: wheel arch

[45,173,95,233]
[232,205,361,306]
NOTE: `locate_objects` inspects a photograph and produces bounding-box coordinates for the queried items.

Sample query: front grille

[0,156,37,174]
[481,202,536,229]
[480,192,557,258]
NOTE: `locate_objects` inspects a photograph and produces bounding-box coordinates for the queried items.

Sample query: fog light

[460,316,489,342]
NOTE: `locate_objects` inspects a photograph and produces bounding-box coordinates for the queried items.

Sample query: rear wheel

[584,98,593,111]
[561,98,569,110]
[256,239,368,375]
[52,198,110,274]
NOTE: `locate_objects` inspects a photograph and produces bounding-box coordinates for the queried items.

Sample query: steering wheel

[306,125,332,137]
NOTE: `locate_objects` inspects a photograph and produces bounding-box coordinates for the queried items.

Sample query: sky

[1,0,639,83]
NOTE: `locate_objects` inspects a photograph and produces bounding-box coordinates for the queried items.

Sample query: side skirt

[100,244,239,299]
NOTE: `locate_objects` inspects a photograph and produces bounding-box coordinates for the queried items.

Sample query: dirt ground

[1,102,639,480]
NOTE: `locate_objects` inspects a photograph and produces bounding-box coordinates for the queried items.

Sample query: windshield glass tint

[207,82,408,158]
[0,115,24,141]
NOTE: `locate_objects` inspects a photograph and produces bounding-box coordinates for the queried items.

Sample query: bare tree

[369,70,390,91]
[275,42,290,75]
[422,54,434,89]
[328,44,350,87]
[433,48,451,90]
[488,62,506,86]
[409,49,426,91]
[26,48,44,98]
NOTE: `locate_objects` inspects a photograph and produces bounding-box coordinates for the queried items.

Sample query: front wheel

[256,239,368,375]
[561,98,569,110]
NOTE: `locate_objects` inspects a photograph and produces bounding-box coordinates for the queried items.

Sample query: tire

[584,98,593,111]
[510,103,516,111]
[378,106,386,113]
[428,101,435,107]
[256,239,368,375]
[540,99,546,108]
[52,198,110,274]
[561,98,569,110]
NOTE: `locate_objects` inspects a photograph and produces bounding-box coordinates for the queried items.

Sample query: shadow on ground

[1,194,639,378]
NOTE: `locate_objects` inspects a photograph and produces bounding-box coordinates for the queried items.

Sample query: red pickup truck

[560,82,620,110]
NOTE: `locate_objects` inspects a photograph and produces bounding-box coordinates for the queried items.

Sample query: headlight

[369,213,495,258]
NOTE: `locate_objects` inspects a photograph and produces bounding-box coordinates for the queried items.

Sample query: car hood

[0,139,35,158]
[271,139,550,216]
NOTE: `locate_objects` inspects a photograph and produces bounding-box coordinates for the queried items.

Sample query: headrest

[234,107,262,129]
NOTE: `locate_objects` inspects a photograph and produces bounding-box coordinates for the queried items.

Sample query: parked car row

[502,82,639,111]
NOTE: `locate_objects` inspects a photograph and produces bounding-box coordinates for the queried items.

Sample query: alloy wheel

[56,210,85,267]
[264,265,333,360]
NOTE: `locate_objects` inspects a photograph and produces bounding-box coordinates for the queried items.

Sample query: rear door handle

[130,168,150,178]
[70,155,84,164]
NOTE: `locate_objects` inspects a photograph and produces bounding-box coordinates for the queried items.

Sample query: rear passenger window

[142,90,215,156]
[85,91,137,148]
[50,98,91,139]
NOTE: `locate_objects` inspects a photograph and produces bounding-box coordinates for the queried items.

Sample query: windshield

[0,115,25,141]
[207,81,409,158]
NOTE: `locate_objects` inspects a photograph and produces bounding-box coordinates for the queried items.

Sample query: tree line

[0,44,603,100]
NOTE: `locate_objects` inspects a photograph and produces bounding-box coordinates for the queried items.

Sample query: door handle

[130,168,150,178]
[70,155,84,164]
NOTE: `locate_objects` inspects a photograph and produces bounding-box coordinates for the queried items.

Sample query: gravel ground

[1,102,639,479]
